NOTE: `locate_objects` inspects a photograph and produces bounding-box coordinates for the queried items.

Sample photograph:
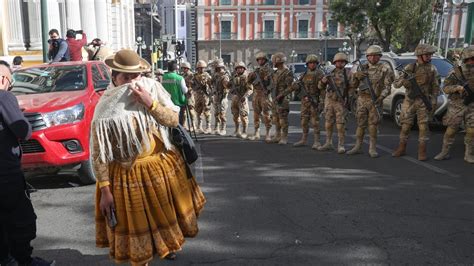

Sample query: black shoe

[28,257,55,266]
[164,252,177,260]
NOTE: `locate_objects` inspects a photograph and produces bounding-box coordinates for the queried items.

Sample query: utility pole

[465,1,474,45]
[40,0,49,62]
[150,0,155,78]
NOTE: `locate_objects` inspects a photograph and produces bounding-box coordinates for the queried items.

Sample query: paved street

[27,101,473,265]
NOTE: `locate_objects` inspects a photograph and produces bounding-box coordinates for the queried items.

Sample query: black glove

[76,30,83,34]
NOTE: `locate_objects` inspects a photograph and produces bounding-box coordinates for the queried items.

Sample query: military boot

[248,127,260,140]
[264,128,272,143]
[336,124,345,154]
[434,127,457,160]
[464,128,474,163]
[240,123,248,139]
[233,123,240,137]
[293,133,308,147]
[318,125,333,151]
[312,132,322,150]
[196,119,204,134]
[347,127,364,155]
[418,142,427,161]
[392,124,411,157]
[213,122,220,135]
[368,125,379,158]
[219,123,227,136]
[278,131,288,145]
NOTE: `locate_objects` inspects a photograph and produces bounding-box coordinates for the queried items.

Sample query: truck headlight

[43,103,85,127]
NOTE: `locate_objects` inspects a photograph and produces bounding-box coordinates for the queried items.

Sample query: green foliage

[330,0,434,53]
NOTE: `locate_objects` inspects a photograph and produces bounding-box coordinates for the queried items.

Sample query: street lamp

[136,36,147,58]
[217,14,222,60]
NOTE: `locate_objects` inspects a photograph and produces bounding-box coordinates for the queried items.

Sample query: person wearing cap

[230,62,253,139]
[191,60,213,134]
[291,54,325,149]
[392,43,440,161]
[85,38,113,61]
[210,60,231,136]
[93,49,205,264]
[434,46,474,163]
[247,52,274,141]
[347,45,394,158]
[270,52,294,145]
[180,62,197,130]
[318,52,351,153]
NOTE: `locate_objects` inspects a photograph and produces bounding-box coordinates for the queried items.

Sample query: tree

[330,0,434,53]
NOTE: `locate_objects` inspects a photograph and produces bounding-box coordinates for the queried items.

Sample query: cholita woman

[91,49,205,265]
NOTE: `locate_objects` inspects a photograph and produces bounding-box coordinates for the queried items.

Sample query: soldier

[271,52,295,145]
[292,54,325,149]
[347,45,394,158]
[230,62,253,139]
[192,60,213,134]
[211,61,231,136]
[318,52,351,153]
[180,61,197,130]
[434,46,474,163]
[247,52,273,141]
[392,44,440,161]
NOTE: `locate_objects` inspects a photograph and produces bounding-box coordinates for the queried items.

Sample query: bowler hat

[104,49,150,73]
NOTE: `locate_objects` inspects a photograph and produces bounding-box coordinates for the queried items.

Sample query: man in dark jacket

[0,61,54,266]
[47,29,70,62]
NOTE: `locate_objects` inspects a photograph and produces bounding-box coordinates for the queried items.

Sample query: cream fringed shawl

[91,77,179,164]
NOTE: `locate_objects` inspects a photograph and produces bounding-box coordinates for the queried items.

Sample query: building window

[180,11,185,27]
[264,20,274,39]
[299,0,310,4]
[222,54,231,64]
[221,20,231,39]
[220,0,232,5]
[298,20,308,38]
[263,0,275,5]
[328,20,338,37]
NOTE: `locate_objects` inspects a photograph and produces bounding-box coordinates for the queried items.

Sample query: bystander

[11,56,23,71]
[161,61,188,125]
[47,29,69,62]
[66,29,87,61]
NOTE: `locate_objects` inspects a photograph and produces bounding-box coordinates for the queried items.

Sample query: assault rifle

[253,67,272,95]
[295,70,319,108]
[318,64,345,101]
[395,64,433,111]
[354,60,383,121]
[449,66,474,106]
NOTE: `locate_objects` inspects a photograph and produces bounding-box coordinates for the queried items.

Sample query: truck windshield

[11,65,87,95]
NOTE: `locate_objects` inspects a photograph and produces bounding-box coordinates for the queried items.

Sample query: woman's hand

[100,186,115,219]
[129,81,154,108]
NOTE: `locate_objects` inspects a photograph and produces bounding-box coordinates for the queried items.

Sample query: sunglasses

[1,75,14,91]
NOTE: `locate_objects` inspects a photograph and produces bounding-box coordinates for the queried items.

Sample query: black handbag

[170,124,198,165]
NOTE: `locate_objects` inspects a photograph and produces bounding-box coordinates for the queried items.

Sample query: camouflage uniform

[434,46,474,163]
[318,53,351,154]
[270,52,295,145]
[181,62,197,130]
[247,52,274,141]
[211,62,231,136]
[230,62,253,139]
[192,60,213,134]
[392,44,440,161]
[348,45,394,158]
[292,54,325,149]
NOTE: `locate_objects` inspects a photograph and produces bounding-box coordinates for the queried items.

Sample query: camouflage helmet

[180,61,191,69]
[333,52,348,63]
[461,46,474,62]
[215,60,225,69]
[414,44,436,56]
[366,45,383,56]
[271,52,287,64]
[255,52,268,61]
[196,60,207,68]
[305,54,319,64]
[234,61,246,70]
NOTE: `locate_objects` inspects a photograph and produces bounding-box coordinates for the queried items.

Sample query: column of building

[27,1,42,50]
[80,0,98,39]
[6,0,25,51]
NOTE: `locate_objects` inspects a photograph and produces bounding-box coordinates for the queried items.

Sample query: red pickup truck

[11,61,111,184]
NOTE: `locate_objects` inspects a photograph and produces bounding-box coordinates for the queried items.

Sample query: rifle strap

[91,46,101,60]
[458,65,467,81]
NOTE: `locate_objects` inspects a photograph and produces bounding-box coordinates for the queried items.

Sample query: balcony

[256,32,281,39]
[214,32,238,40]
[289,31,349,39]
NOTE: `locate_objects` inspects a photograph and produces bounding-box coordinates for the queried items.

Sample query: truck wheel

[78,159,96,185]
[393,97,404,128]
